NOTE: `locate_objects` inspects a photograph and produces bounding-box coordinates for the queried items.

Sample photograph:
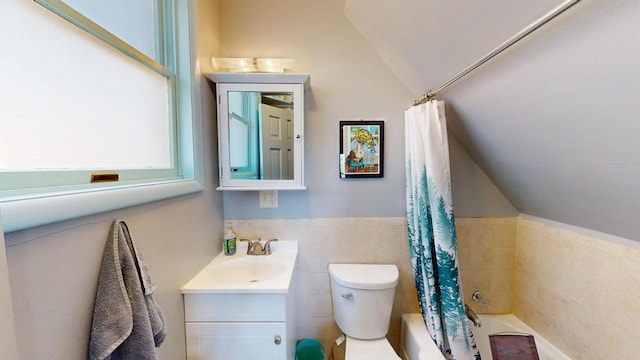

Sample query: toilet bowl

[328,264,401,360]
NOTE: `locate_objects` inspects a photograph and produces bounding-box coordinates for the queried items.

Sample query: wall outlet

[259,190,278,208]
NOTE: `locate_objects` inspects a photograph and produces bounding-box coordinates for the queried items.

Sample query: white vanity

[181,241,298,360]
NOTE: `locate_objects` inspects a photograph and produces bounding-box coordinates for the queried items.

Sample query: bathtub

[400,313,571,360]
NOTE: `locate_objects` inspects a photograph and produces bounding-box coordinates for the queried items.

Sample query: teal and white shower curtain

[405,100,480,360]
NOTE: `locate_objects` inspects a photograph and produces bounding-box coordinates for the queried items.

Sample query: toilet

[328,264,401,360]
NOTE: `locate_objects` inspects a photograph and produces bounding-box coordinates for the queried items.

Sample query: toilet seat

[345,336,401,360]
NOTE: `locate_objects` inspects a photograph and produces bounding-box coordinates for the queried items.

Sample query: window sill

[0,179,203,233]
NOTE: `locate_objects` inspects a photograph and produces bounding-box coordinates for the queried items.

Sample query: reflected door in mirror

[261,104,293,180]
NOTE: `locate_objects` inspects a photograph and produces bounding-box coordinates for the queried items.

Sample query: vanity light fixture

[212,57,295,73]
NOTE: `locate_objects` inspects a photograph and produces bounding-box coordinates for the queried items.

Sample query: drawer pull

[274,335,282,345]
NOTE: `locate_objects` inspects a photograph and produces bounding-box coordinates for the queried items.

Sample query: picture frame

[339,120,384,178]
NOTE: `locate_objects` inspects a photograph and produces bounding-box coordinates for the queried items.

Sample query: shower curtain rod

[412,0,580,106]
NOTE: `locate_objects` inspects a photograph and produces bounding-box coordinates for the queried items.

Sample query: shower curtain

[405,100,480,360]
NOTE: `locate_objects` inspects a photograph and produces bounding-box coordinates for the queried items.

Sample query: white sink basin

[181,240,297,293]
[208,256,288,284]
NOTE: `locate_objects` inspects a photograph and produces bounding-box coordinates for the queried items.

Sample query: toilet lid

[346,337,401,360]
[328,264,399,290]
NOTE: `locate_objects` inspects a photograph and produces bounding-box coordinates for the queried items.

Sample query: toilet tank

[328,264,399,340]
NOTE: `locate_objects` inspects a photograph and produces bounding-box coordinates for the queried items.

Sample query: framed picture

[339,120,384,178]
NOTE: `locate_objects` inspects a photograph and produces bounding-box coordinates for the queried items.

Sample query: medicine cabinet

[208,73,310,190]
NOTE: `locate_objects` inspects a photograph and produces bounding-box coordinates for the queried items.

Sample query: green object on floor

[296,339,325,360]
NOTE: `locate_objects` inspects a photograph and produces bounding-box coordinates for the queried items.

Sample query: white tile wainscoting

[225,216,640,359]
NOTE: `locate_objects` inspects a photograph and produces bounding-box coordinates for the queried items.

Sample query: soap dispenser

[223,229,236,256]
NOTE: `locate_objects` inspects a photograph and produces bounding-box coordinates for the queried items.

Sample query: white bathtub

[400,313,571,360]
[400,314,445,360]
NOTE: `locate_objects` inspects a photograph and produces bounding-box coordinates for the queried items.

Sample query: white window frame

[0,1,203,232]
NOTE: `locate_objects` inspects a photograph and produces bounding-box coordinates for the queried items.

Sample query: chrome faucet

[239,238,279,255]
[465,304,481,328]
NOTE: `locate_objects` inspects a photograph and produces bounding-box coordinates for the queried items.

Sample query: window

[0,0,203,232]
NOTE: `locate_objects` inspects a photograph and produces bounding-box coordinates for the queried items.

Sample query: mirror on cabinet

[210,73,310,190]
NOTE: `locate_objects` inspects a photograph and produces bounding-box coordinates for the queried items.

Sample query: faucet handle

[263,238,279,255]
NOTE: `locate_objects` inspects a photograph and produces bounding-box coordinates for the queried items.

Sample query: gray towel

[89,220,167,360]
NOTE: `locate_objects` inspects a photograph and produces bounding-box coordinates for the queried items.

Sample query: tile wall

[225,218,417,357]
[456,217,518,313]
[226,216,640,359]
[224,217,517,357]
[514,217,640,360]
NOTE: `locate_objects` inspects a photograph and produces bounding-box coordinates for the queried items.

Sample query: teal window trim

[0,0,203,233]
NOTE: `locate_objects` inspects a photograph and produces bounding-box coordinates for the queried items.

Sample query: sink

[181,240,297,293]
[208,256,288,284]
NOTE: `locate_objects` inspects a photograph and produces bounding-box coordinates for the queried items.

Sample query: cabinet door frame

[186,322,286,360]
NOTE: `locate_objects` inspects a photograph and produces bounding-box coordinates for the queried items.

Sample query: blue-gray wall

[2,1,224,358]
[219,0,517,220]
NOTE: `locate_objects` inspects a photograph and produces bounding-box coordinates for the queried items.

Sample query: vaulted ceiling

[345,0,640,241]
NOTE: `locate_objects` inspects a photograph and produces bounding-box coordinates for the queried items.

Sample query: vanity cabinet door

[186,322,286,360]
